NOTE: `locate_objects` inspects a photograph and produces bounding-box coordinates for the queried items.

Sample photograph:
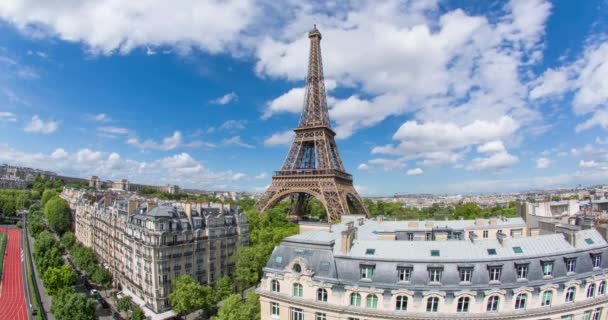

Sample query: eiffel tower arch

[256,25,369,222]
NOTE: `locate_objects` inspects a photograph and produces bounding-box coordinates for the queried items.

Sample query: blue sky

[0,0,607,195]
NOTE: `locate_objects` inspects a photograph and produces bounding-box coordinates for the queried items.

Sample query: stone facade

[62,188,249,313]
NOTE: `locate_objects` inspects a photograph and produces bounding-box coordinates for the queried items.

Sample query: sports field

[0,229,28,320]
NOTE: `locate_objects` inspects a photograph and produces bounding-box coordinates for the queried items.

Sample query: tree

[131,307,145,320]
[33,231,64,274]
[28,214,46,235]
[61,231,76,250]
[44,196,71,235]
[90,266,112,288]
[70,244,97,273]
[41,189,59,207]
[51,288,96,320]
[117,296,132,312]
[169,275,214,315]
[212,292,260,320]
[214,276,234,303]
[43,264,78,296]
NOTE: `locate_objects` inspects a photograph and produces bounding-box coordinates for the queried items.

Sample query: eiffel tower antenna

[256,25,369,222]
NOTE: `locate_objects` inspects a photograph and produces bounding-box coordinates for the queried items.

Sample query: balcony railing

[274,169,352,180]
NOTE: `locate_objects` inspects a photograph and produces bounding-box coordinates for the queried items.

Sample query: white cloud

[126,131,184,151]
[24,115,58,134]
[0,111,17,122]
[0,144,249,189]
[529,68,570,99]
[223,136,254,149]
[477,140,506,153]
[580,160,600,168]
[0,0,256,55]
[366,158,407,171]
[93,113,110,122]
[357,163,370,171]
[98,126,130,136]
[536,157,551,168]
[262,87,305,120]
[406,168,423,176]
[467,151,519,171]
[219,119,246,131]
[264,130,294,146]
[210,92,238,105]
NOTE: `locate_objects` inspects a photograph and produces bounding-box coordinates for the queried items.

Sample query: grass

[0,232,6,282]
[23,229,45,320]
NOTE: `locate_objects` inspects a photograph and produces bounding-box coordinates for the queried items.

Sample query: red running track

[0,229,27,320]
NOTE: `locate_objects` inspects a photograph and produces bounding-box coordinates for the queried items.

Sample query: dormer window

[293,263,302,273]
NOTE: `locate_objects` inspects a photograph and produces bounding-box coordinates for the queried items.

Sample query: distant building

[61,188,249,316]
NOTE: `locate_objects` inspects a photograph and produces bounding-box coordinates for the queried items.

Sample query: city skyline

[1,0,608,195]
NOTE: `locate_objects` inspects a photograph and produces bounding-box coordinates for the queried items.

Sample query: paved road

[0,229,28,320]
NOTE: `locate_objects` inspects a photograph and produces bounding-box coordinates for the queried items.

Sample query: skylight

[513,246,523,254]
[365,248,376,255]
[431,250,440,257]
[585,238,595,244]
[487,249,497,255]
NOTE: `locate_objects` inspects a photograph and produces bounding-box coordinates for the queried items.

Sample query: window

[516,264,528,280]
[315,313,326,320]
[541,291,553,306]
[565,287,576,302]
[317,288,327,302]
[592,308,602,320]
[426,232,432,241]
[483,230,489,238]
[542,261,553,276]
[584,311,592,320]
[293,263,302,273]
[561,315,573,320]
[407,233,414,241]
[428,268,442,283]
[459,268,473,282]
[366,294,378,308]
[365,248,375,255]
[360,265,374,280]
[514,293,527,310]
[270,302,280,317]
[426,297,439,312]
[395,296,408,311]
[457,296,470,313]
[454,232,462,240]
[587,284,596,298]
[398,267,412,282]
[487,249,497,255]
[350,293,362,307]
[431,250,440,257]
[566,258,577,273]
[586,238,595,244]
[271,279,280,292]
[488,266,501,282]
[513,246,523,254]
[292,283,303,297]
[487,295,500,312]
[291,308,303,320]
[593,254,602,268]
[599,281,606,295]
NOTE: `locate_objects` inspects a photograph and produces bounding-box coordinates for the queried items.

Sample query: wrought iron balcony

[273,169,352,180]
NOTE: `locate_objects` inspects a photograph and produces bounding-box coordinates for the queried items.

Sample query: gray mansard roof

[265,219,608,290]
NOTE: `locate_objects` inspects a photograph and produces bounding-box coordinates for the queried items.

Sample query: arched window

[317,288,328,302]
[293,263,302,273]
[395,295,408,311]
[426,297,439,312]
[599,281,606,295]
[514,293,527,310]
[456,296,470,313]
[366,294,378,308]
[587,284,596,298]
[486,295,500,312]
[565,287,576,302]
[350,293,361,307]
[292,283,303,297]
[541,290,553,306]
[271,280,280,293]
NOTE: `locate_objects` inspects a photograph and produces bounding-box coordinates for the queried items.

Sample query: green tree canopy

[51,288,96,320]
[169,275,214,315]
[41,189,59,207]
[43,264,78,296]
[214,276,234,303]
[117,296,132,312]
[212,292,260,320]
[90,265,112,288]
[60,231,76,250]
[44,196,71,235]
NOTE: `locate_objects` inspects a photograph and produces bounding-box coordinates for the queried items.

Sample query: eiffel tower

[256,25,369,222]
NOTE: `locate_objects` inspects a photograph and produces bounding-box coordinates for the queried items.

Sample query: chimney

[184,202,192,219]
[469,232,478,242]
[340,222,357,254]
[497,231,507,246]
[127,200,138,215]
[377,215,384,223]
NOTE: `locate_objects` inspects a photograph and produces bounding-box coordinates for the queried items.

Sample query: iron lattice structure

[256,26,369,222]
